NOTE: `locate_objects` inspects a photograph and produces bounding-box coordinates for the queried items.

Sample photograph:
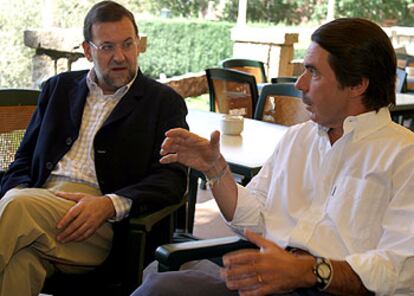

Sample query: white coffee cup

[220,115,244,135]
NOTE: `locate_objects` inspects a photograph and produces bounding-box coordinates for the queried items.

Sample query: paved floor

[192,186,234,239]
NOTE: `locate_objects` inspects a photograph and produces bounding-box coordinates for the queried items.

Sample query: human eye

[100,43,114,52]
[123,40,135,50]
[306,66,319,78]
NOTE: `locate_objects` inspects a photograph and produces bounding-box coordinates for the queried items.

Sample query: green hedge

[138,19,233,79]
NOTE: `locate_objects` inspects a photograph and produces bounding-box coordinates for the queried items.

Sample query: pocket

[326,176,389,252]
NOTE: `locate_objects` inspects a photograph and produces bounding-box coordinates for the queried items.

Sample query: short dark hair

[311,18,396,110]
[83,1,139,43]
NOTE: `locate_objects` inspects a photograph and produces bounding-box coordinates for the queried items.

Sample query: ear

[82,41,93,62]
[136,35,142,55]
[349,77,369,98]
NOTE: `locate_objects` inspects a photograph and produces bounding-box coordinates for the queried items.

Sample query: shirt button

[65,137,73,145]
[46,162,54,170]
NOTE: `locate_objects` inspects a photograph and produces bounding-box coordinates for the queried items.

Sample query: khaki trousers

[0,181,113,296]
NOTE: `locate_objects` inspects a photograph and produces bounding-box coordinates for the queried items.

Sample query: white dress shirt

[50,69,135,221]
[228,108,414,295]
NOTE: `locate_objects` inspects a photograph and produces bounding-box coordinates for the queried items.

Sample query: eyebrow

[304,63,316,71]
[101,37,134,44]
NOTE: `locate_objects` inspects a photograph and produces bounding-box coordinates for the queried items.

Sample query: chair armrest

[129,196,187,232]
[156,236,257,271]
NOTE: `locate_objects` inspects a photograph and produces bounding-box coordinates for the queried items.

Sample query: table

[394,93,414,111]
[391,93,414,128]
[183,109,288,232]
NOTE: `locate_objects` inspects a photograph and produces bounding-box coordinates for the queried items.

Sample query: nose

[112,45,126,62]
[295,71,308,93]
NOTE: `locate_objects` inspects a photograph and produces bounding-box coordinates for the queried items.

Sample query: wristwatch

[312,257,333,291]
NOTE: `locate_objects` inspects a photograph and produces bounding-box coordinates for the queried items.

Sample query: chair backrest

[396,68,408,93]
[271,76,298,84]
[254,83,310,126]
[206,68,259,118]
[221,58,267,83]
[0,89,39,173]
[396,53,414,69]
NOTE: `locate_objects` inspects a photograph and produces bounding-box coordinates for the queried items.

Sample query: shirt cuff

[224,184,266,235]
[106,194,132,222]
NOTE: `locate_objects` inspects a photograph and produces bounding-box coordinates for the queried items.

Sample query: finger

[55,191,83,202]
[220,264,257,281]
[223,249,261,266]
[56,204,81,230]
[239,285,273,296]
[67,222,96,243]
[159,153,178,164]
[164,128,190,137]
[221,268,261,291]
[57,217,84,243]
[244,229,281,251]
[210,130,221,147]
[160,136,180,151]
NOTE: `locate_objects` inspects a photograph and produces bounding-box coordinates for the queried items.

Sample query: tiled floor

[192,186,234,239]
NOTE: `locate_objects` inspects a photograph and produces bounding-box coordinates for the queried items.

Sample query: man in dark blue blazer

[0,1,187,295]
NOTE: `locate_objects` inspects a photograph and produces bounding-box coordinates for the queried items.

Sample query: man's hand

[220,230,315,296]
[55,192,115,243]
[160,128,222,176]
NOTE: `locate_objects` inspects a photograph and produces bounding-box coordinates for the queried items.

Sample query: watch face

[318,262,331,279]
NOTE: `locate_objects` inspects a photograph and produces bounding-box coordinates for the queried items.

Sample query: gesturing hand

[55,192,115,243]
[220,230,315,296]
[160,128,222,174]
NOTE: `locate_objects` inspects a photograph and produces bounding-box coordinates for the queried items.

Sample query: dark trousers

[131,269,332,296]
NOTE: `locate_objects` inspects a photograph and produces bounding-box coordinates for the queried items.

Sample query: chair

[396,68,408,93]
[271,76,298,84]
[0,89,39,178]
[254,83,310,126]
[156,235,257,272]
[221,58,267,83]
[43,197,187,296]
[206,68,259,118]
[0,89,187,296]
[396,53,414,69]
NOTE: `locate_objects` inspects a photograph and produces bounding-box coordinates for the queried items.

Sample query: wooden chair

[221,58,267,83]
[0,89,39,178]
[206,68,259,118]
[396,53,414,69]
[0,88,187,296]
[254,83,310,126]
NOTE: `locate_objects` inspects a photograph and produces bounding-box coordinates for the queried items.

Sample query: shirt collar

[317,107,392,142]
[86,67,138,100]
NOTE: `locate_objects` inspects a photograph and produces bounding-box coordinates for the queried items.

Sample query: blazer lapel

[68,75,89,131]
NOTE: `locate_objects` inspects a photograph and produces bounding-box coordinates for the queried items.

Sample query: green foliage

[336,0,414,26]
[222,0,414,26]
[1,0,414,88]
[137,0,216,18]
[138,19,233,78]
[0,0,42,88]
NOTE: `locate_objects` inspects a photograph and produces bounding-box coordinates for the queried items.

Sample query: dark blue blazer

[0,70,188,215]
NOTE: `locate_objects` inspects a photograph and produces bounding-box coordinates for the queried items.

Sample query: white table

[184,109,288,232]
[394,93,414,112]
[187,109,288,175]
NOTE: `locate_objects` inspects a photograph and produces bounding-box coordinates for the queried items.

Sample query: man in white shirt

[0,1,187,295]
[133,18,414,296]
